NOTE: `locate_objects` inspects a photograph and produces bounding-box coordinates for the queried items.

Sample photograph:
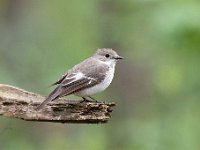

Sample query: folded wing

[37,71,104,110]
[37,58,108,110]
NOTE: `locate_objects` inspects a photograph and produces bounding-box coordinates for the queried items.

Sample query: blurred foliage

[0,0,200,150]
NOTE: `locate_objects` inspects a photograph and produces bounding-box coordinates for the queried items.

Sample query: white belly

[75,67,115,97]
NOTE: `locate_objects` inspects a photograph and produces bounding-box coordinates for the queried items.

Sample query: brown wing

[61,79,91,96]
[59,75,104,97]
[37,73,105,110]
[37,58,109,110]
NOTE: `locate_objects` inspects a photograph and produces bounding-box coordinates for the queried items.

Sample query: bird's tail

[36,86,61,110]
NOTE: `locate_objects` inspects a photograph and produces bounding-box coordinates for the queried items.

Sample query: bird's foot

[80,97,93,103]
[88,96,99,103]
[88,96,95,101]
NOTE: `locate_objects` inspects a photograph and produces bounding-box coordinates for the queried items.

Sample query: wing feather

[37,58,108,109]
[59,77,99,97]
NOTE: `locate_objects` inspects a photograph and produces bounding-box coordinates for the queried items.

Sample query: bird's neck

[98,60,116,68]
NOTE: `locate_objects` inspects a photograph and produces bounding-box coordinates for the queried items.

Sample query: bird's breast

[75,67,115,97]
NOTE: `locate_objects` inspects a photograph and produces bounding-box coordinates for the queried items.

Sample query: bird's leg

[88,96,99,102]
[82,97,88,101]
[88,96,96,101]
[80,97,91,103]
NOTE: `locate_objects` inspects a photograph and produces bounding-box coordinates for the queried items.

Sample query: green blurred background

[0,0,200,150]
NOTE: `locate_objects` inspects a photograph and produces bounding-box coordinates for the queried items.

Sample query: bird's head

[94,48,123,66]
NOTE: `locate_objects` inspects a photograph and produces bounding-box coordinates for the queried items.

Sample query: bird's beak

[114,55,124,60]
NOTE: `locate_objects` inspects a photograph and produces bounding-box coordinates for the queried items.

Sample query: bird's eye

[105,54,110,58]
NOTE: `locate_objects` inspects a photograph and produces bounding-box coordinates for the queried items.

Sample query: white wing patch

[75,67,115,97]
[63,72,96,86]
[87,76,97,84]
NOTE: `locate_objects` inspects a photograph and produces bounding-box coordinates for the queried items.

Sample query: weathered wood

[0,84,115,123]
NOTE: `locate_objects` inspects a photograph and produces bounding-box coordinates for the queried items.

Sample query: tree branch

[0,84,116,123]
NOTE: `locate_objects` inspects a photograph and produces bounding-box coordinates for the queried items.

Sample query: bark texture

[0,84,115,123]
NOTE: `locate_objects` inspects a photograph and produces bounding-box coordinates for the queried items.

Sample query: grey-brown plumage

[37,48,123,110]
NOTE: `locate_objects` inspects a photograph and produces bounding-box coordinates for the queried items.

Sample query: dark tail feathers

[36,86,61,110]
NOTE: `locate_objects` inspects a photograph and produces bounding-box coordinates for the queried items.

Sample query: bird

[37,48,123,110]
